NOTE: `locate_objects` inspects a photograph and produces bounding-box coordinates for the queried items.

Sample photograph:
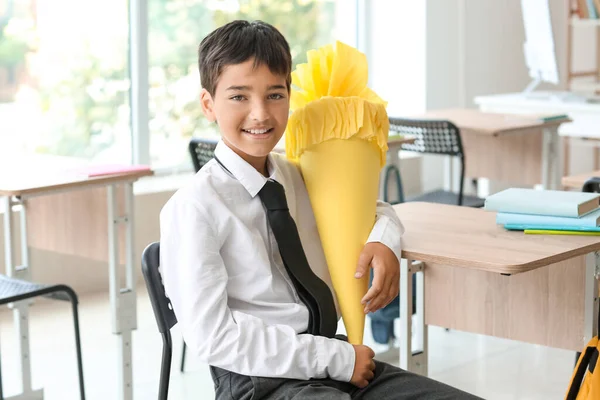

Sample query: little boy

[160,19,480,399]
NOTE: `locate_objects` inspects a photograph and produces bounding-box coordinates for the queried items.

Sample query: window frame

[128,0,363,174]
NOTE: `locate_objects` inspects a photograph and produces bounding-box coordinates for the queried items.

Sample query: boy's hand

[355,242,400,314]
[350,344,376,388]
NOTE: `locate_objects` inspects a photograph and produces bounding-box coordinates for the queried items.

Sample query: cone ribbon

[286,41,389,345]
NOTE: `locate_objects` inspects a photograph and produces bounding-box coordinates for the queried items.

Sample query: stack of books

[575,0,600,19]
[484,188,600,236]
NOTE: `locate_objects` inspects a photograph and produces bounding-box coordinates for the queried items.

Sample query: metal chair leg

[180,341,187,373]
[159,332,173,400]
[0,345,4,400]
[67,292,86,400]
[383,165,405,205]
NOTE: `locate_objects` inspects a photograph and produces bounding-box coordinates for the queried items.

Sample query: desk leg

[2,196,43,400]
[399,259,427,375]
[542,127,562,190]
[107,184,137,400]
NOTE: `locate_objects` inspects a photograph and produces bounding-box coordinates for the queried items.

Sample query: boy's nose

[250,101,269,122]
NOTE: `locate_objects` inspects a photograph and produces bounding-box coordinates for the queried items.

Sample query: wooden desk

[0,161,152,400]
[394,202,600,376]
[562,170,600,190]
[475,92,600,176]
[412,108,570,190]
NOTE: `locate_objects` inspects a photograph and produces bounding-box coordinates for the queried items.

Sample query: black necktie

[258,179,338,338]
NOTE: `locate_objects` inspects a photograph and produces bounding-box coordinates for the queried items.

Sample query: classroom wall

[368,0,599,191]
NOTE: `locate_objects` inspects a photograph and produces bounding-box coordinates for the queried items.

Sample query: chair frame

[0,278,85,400]
[188,138,219,172]
[141,242,175,400]
[389,117,468,206]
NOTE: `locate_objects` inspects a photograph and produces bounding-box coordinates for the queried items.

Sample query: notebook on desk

[497,207,600,227]
[485,188,600,218]
[81,164,151,178]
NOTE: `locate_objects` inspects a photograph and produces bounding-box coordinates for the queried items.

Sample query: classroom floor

[0,284,576,400]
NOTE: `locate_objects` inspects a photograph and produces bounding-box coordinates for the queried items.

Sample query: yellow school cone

[286,42,389,345]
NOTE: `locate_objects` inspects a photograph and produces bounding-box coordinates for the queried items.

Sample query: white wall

[368,1,426,116]
[367,0,598,191]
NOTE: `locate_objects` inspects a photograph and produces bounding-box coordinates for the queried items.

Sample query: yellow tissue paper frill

[286,97,389,167]
[286,41,389,167]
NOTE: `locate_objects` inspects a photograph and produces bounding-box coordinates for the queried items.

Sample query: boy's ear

[200,88,216,122]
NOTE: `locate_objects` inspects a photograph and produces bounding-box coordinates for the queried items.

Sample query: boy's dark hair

[198,20,292,96]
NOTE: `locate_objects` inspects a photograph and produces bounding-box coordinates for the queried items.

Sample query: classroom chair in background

[0,275,85,399]
[388,118,485,208]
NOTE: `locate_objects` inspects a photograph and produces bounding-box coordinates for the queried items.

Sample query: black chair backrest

[389,118,464,158]
[188,138,218,172]
[141,242,177,334]
[582,177,600,193]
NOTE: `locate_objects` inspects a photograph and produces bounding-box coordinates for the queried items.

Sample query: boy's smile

[200,59,290,176]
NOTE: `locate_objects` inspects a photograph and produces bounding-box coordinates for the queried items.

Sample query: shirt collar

[214,140,279,198]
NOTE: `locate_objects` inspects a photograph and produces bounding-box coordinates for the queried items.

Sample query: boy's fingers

[364,273,394,312]
[355,250,373,279]
[391,278,400,298]
[361,273,383,306]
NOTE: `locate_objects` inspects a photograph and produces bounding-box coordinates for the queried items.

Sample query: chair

[0,275,85,399]
[188,138,219,172]
[582,177,600,193]
[141,242,176,400]
[388,118,485,207]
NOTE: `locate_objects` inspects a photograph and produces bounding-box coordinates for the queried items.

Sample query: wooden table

[562,170,600,190]
[412,108,571,191]
[475,92,600,177]
[0,160,152,400]
[393,202,600,376]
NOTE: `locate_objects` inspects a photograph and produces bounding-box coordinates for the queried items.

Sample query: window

[0,0,130,163]
[0,0,357,171]
[147,0,359,171]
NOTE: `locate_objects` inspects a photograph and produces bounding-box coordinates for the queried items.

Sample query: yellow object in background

[286,41,389,344]
[564,337,600,399]
[525,229,600,236]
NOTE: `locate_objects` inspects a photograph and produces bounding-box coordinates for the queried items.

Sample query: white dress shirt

[159,140,404,382]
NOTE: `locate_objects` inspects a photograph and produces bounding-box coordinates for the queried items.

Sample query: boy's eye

[230,95,246,101]
[268,93,285,100]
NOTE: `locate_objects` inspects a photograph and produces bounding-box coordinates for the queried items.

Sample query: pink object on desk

[84,164,151,177]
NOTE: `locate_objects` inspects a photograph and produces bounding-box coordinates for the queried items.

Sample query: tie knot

[258,180,289,211]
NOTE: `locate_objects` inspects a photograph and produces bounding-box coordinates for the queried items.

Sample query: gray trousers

[210,361,482,399]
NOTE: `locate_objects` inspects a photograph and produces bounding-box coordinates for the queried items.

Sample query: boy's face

[200,58,289,171]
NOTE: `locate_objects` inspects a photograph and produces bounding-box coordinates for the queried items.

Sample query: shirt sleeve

[159,195,355,381]
[366,200,405,262]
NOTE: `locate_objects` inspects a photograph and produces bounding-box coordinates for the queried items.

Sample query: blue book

[496,208,600,227]
[504,224,600,232]
[484,188,600,218]
[587,0,598,18]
